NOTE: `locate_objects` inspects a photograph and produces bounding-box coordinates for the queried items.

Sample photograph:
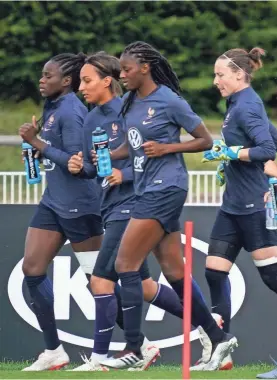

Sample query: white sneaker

[22,344,69,371]
[69,354,109,372]
[128,344,160,371]
[100,350,144,370]
[219,354,233,370]
[190,313,224,371]
[202,334,238,371]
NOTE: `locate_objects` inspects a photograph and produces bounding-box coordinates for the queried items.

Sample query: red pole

[182,221,193,380]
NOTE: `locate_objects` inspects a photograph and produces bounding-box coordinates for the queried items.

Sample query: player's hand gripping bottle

[92,127,112,177]
[22,142,41,185]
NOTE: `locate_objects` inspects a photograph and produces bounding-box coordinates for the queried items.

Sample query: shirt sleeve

[166,96,202,133]
[269,120,277,151]
[42,111,85,170]
[238,104,276,162]
[120,166,133,182]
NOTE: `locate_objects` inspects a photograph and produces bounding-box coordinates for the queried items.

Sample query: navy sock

[118,272,143,354]
[25,275,60,350]
[114,283,124,330]
[114,283,145,347]
[205,268,231,333]
[151,284,183,319]
[170,277,224,343]
[93,294,118,355]
[257,263,277,294]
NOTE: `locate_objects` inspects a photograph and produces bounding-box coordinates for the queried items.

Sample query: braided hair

[37,52,87,131]
[51,52,87,92]
[121,41,181,116]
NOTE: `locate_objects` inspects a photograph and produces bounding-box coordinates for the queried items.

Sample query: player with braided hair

[19,53,104,371]
[99,41,238,370]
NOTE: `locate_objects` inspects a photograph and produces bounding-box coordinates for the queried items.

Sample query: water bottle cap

[269,177,277,184]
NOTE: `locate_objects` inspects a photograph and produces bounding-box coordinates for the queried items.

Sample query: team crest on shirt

[43,114,55,131]
[142,108,155,125]
[48,114,55,126]
[148,108,155,117]
[112,123,118,135]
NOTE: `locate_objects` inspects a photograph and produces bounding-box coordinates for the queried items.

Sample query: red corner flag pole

[182,221,193,380]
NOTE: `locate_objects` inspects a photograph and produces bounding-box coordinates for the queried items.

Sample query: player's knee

[207,239,238,270]
[115,256,137,273]
[114,257,123,273]
[22,257,45,277]
[142,278,158,302]
[90,275,114,295]
[254,258,277,294]
[158,257,183,281]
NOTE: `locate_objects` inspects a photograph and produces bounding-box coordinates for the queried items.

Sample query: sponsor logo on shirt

[134,156,144,172]
[128,128,143,150]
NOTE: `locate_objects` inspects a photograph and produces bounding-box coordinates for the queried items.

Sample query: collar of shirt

[44,91,75,111]
[226,86,254,107]
[99,96,121,116]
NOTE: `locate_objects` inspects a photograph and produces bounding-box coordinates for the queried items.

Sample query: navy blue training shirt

[123,85,202,196]
[221,86,276,215]
[40,92,101,218]
[81,96,135,224]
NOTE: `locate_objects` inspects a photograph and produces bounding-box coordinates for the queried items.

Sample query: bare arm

[110,135,129,160]
[142,123,213,158]
[162,123,213,154]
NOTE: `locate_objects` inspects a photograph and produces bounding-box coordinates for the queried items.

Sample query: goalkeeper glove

[202,139,243,163]
[216,161,225,187]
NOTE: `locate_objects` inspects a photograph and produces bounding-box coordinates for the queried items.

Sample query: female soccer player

[67,51,196,371]
[97,41,238,371]
[196,47,277,371]
[18,53,103,371]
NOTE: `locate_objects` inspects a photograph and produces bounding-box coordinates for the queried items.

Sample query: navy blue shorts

[131,187,186,233]
[210,209,277,261]
[93,219,150,282]
[30,203,103,243]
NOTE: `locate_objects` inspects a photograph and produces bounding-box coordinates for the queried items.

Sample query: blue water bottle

[266,177,277,230]
[92,127,112,177]
[22,142,42,185]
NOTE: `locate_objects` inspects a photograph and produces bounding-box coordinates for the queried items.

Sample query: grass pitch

[0,362,273,379]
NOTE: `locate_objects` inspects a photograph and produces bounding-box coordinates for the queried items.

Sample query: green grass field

[0,363,273,379]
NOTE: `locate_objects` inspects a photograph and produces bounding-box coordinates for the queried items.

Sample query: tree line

[1,1,277,116]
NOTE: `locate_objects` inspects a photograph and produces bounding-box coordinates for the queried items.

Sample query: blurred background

[1,1,277,172]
